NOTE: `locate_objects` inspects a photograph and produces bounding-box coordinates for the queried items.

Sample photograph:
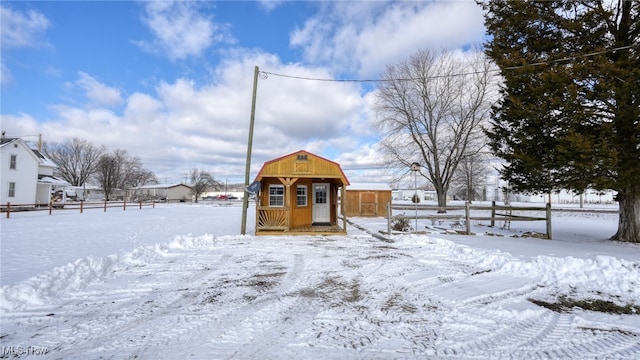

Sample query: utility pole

[241,66,259,235]
[411,162,420,231]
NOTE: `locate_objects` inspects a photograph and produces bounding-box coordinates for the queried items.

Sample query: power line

[502,44,638,71]
[260,44,637,83]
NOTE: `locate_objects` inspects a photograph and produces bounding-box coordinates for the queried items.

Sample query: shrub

[391,214,413,232]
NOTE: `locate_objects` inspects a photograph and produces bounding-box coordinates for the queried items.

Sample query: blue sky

[1,1,486,185]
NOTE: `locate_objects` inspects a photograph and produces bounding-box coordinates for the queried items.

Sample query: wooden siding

[344,189,392,217]
[255,150,349,185]
[255,150,349,235]
[291,178,312,227]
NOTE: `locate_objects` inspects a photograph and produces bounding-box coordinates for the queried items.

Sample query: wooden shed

[253,150,350,235]
[344,182,392,217]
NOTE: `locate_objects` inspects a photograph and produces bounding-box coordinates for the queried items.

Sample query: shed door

[360,192,377,216]
[312,183,330,224]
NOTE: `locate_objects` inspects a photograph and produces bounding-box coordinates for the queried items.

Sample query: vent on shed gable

[294,154,311,174]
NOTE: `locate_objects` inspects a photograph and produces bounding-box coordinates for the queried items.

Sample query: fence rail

[388,201,553,239]
[1,200,156,218]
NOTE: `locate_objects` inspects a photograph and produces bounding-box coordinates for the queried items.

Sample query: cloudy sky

[1,0,486,184]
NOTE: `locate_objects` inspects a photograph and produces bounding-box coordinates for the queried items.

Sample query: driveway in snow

[2,228,638,358]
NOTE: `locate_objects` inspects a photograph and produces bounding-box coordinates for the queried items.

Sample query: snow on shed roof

[347,182,392,191]
[38,176,70,186]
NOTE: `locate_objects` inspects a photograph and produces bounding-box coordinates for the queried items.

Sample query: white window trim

[8,182,16,197]
[268,184,285,207]
[296,185,307,207]
[9,154,17,170]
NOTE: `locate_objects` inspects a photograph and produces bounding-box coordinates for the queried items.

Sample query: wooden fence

[387,201,553,239]
[1,200,155,218]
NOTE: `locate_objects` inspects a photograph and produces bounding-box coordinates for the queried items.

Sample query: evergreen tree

[479,0,639,242]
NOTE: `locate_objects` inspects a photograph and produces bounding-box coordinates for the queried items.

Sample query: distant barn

[344,182,392,217]
[132,183,192,203]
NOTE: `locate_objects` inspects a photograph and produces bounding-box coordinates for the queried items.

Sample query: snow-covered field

[1,202,639,359]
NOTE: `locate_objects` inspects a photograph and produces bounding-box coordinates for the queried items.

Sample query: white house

[33,148,69,204]
[1,137,69,207]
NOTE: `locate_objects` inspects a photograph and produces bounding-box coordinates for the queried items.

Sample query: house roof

[135,183,192,190]
[255,150,350,185]
[33,149,57,168]
[0,138,17,146]
[38,175,71,186]
[0,137,42,163]
[1,137,57,167]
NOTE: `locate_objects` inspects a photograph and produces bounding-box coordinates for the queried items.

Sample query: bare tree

[451,151,491,202]
[128,168,158,189]
[94,154,119,201]
[375,48,498,211]
[42,138,106,186]
[190,169,221,203]
[94,149,155,200]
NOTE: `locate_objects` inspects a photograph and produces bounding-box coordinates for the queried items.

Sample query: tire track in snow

[2,234,638,359]
[109,249,305,357]
[14,250,232,357]
[69,242,310,358]
[387,244,640,359]
[177,251,310,358]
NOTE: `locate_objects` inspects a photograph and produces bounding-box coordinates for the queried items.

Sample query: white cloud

[75,72,124,108]
[2,2,487,186]
[0,50,378,183]
[0,5,50,48]
[257,0,286,12]
[137,1,231,61]
[1,60,12,86]
[291,0,486,77]
[0,113,41,139]
[1,5,50,87]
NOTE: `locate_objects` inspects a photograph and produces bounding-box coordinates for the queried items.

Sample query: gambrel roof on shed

[254,150,350,186]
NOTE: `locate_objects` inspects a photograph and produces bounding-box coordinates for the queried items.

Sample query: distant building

[392,189,437,202]
[131,183,193,203]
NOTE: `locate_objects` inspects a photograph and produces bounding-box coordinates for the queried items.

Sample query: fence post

[6,202,10,219]
[490,200,496,227]
[80,200,84,214]
[152,200,155,208]
[465,202,471,235]
[123,200,126,211]
[104,199,107,212]
[546,203,552,239]
[49,201,53,215]
[139,200,142,209]
[387,201,391,235]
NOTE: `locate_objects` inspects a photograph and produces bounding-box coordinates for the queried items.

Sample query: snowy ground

[1,202,639,359]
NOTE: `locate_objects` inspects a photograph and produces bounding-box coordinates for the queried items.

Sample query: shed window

[8,182,15,197]
[296,154,308,161]
[9,155,16,170]
[296,185,307,206]
[269,185,285,207]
